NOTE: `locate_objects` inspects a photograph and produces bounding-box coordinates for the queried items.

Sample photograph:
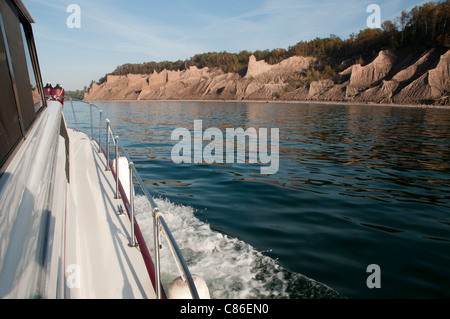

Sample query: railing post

[128,162,138,248]
[70,98,78,130]
[98,110,102,153]
[105,120,110,171]
[89,103,93,139]
[154,208,162,299]
[115,136,120,199]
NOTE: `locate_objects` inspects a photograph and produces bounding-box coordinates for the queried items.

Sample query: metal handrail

[49,95,200,299]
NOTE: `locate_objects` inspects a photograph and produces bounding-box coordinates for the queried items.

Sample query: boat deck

[66,128,156,299]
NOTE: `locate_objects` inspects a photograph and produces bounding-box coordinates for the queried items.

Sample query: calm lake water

[64,100,450,298]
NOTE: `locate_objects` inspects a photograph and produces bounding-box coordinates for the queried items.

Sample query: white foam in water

[134,195,341,299]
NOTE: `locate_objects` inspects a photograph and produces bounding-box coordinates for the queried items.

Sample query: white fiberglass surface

[66,129,155,299]
[0,103,62,298]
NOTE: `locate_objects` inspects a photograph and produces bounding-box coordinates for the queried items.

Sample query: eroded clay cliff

[84,48,449,105]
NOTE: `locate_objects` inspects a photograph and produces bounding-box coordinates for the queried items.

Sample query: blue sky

[22,0,430,90]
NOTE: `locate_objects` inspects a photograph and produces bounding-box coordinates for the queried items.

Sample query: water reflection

[71,100,450,205]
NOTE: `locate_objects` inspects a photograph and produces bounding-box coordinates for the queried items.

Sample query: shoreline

[84,98,450,109]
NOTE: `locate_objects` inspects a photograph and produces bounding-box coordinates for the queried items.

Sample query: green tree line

[65,89,85,100]
[96,1,449,85]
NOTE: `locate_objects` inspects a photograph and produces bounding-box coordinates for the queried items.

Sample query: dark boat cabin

[0,0,46,175]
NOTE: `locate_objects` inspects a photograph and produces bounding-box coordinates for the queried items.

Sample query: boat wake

[134,195,341,299]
